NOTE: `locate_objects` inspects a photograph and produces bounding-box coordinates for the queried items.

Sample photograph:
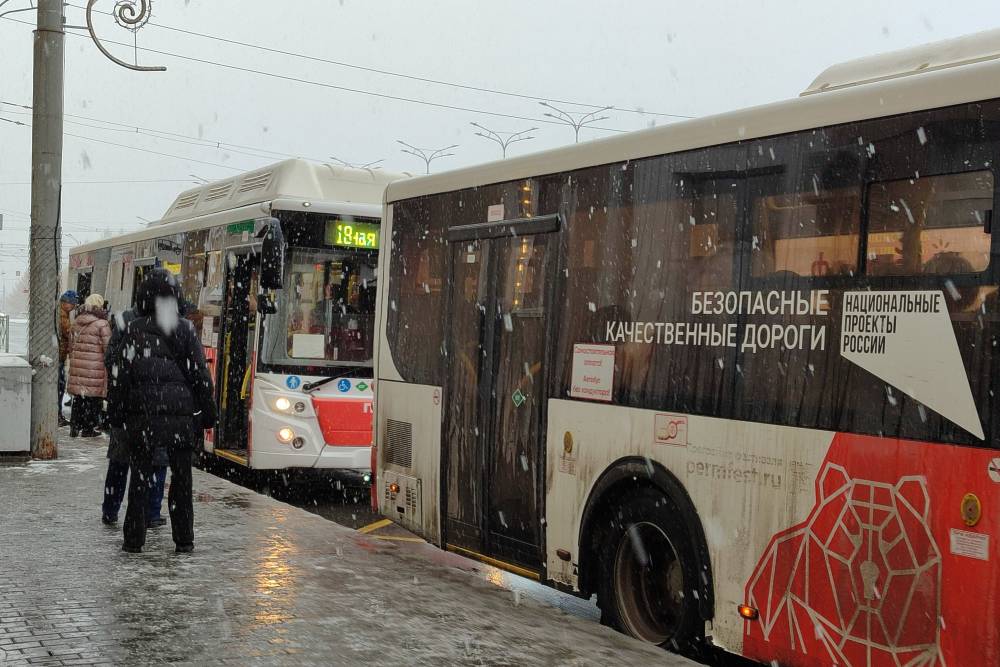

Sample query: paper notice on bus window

[487,203,504,222]
[201,318,214,348]
[292,333,326,359]
[570,344,614,402]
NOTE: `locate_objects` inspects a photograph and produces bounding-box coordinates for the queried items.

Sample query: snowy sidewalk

[0,434,694,666]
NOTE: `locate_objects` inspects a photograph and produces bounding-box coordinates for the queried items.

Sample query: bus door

[442,214,561,571]
[129,258,157,307]
[215,248,260,461]
[75,270,92,303]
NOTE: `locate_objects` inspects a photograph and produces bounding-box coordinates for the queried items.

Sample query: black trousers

[124,445,194,550]
[70,396,102,432]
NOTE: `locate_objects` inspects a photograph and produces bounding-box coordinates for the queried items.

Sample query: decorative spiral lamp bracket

[86,0,166,72]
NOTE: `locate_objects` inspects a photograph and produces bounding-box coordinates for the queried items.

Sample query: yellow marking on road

[357,518,393,534]
[446,543,541,581]
[365,535,426,543]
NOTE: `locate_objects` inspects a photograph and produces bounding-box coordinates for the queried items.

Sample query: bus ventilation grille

[173,192,199,211]
[204,182,234,202]
[405,486,419,515]
[238,172,273,194]
[385,419,413,468]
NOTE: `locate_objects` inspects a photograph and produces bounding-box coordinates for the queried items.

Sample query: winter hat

[135,268,181,317]
[59,290,79,304]
[83,293,105,311]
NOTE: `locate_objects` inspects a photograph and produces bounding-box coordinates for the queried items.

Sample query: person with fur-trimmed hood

[107,268,216,554]
[67,293,111,437]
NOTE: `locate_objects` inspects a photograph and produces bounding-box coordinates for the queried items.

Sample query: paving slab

[0,434,696,666]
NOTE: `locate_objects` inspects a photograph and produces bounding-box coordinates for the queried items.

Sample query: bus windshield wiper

[302,376,338,393]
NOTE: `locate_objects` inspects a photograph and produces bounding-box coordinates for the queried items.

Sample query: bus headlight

[274,397,292,412]
[277,427,295,443]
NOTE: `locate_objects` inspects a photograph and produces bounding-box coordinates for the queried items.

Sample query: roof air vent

[237,172,273,194]
[204,182,234,202]
[173,192,199,211]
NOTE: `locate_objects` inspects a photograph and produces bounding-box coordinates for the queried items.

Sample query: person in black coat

[101,307,169,527]
[107,268,217,554]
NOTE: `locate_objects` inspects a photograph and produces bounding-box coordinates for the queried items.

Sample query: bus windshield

[260,214,378,374]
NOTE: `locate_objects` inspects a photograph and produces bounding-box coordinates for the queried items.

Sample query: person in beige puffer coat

[68,293,111,438]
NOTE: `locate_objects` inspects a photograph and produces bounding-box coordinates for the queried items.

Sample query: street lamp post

[26,0,65,459]
[470,123,536,159]
[539,102,613,143]
[25,0,164,459]
[396,141,458,175]
[329,156,384,170]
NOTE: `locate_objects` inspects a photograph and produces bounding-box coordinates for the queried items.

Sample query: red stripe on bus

[312,396,373,446]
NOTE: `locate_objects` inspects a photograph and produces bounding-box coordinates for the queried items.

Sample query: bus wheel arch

[577,457,715,644]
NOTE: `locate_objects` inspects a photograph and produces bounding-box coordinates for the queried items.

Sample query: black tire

[594,485,704,654]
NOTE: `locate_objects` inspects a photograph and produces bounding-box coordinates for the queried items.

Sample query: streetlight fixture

[539,102,613,143]
[396,140,458,175]
[189,173,209,184]
[470,123,537,159]
[329,156,384,170]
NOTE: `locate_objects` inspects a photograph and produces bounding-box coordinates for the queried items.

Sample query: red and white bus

[69,159,404,482]
[374,31,1000,664]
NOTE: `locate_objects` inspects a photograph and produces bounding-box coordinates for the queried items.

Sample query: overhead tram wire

[2,14,644,143]
[1,13,675,135]
[1,106,290,162]
[61,2,694,121]
[0,179,203,185]
[33,16,633,134]
[0,13,692,174]
[1,102,325,163]
[0,109,250,171]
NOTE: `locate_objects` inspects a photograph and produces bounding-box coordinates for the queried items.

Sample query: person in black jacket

[108,268,216,554]
[101,307,169,527]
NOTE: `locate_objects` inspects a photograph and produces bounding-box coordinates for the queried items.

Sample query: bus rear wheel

[595,486,702,652]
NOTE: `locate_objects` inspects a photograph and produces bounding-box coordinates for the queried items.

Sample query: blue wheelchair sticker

[337,379,351,392]
[286,376,301,390]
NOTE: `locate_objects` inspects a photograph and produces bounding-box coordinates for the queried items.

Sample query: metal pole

[28,0,64,460]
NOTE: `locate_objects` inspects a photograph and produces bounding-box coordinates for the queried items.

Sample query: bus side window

[750,185,861,278]
[844,104,998,445]
[387,197,449,385]
[865,171,993,286]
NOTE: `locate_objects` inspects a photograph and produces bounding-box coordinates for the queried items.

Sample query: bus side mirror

[258,217,284,289]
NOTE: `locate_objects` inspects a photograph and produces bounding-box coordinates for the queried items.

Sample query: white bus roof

[385,29,1000,204]
[803,28,1000,95]
[70,159,408,255]
[160,159,407,224]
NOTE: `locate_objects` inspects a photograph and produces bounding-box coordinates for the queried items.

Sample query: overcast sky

[1,0,1000,280]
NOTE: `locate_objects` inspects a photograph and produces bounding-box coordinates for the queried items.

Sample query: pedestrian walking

[108,268,216,554]
[57,290,79,427]
[101,306,169,528]
[67,293,111,438]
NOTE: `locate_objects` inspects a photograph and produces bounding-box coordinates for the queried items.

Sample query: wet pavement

[0,433,695,666]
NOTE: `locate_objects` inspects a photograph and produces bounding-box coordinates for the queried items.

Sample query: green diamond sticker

[356,382,369,391]
[512,388,526,407]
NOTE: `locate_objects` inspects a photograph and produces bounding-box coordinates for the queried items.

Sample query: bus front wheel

[595,486,702,652]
